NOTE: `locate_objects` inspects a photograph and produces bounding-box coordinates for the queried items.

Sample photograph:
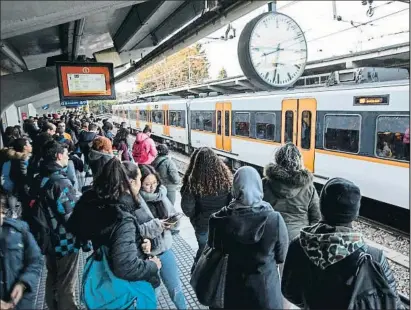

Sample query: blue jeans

[191,231,208,273]
[158,249,187,309]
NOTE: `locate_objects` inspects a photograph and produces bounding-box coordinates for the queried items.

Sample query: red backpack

[132,137,149,163]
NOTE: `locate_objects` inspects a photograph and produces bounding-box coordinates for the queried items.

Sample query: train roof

[113,78,409,108]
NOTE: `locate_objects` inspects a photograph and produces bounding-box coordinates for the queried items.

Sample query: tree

[218,67,228,79]
[136,43,210,93]
[88,100,118,114]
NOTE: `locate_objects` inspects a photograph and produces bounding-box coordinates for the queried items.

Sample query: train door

[163,104,170,136]
[215,102,232,152]
[281,98,317,172]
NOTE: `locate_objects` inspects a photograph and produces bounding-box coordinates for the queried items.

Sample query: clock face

[248,12,307,87]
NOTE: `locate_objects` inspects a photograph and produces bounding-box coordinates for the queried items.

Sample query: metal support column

[268,1,276,12]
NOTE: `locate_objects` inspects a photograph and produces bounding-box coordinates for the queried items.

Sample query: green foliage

[218,67,228,79]
[136,43,210,93]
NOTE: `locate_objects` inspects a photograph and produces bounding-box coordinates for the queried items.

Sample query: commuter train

[112,79,410,210]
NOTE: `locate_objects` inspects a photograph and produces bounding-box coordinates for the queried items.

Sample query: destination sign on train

[354,95,389,105]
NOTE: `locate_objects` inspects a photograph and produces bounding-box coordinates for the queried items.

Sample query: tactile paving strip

[34,234,207,309]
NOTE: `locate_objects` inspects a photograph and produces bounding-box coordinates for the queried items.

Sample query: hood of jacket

[299,222,365,270]
[232,166,264,207]
[80,131,97,142]
[210,167,272,244]
[263,163,313,198]
[136,132,150,143]
[67,191,137,240]
[88,149,113,162]
[39,160,66,177]
[211,204,273,245]
[4,148,30,161]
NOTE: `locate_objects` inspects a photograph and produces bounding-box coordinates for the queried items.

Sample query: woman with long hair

[180,147,232,268]
[113,128,130,161]
[66,158,162,300]
[138,164,187,309]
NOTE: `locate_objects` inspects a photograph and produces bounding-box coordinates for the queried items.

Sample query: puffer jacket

[66,191,159,284]
[151,155,180,192]
[29,161,84,257]
[132,133,157,165]
[88,149,114,180]
[181,190,231,233]
[262,163,321,241]
[281,222,403,310]
[0,218,43,310]
[0,149,30,197]
[139,185,178,255]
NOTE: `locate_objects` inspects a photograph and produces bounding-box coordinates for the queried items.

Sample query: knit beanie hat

[275,143,302,171]
[320,177,361,225]
[157,144,169,156]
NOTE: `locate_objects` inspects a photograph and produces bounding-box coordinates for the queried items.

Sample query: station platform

[33,191,207,309]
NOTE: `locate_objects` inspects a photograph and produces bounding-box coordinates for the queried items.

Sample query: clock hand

[262,48,284,56]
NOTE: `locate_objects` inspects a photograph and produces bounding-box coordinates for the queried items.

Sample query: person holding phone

[134,164,187,310]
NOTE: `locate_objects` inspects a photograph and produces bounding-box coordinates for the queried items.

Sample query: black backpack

[347,247,398,310]
[27,174,65,256]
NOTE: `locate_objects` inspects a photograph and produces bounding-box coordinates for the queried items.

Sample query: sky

[116,0,409,92]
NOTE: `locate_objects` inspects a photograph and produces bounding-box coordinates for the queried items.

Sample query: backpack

[133,137,149,164]
[27,174,66,256]
[347,247,398,310]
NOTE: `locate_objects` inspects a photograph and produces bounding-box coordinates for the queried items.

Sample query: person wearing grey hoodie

[151,144,180,205]
[136,164,187,310]
[207,166,289,309]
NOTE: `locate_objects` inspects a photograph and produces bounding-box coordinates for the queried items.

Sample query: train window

[217,111,222,135]
[256,112,275,140]
[324,114,361,154]
[234,112,250,137]
[151,111,164,124]
[284,111,294,142]
[301,111,311,149]
[192,111,213,132]
[129,110,137,120]
[139,110,147,121]
[169,111,182,127]
[375,115,410,162]
[225,111,230,136]
[203,112,213,131]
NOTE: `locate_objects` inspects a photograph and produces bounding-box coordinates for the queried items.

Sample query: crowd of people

[0,111,404,310]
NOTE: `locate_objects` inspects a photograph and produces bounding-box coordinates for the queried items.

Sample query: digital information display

[56,62,116,101]
[353,95,389,105]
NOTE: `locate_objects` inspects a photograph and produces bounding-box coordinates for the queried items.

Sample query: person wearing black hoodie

[78,123,98,171]
[66,158,161,286]
[207,166,289,309]
[281,177,403,310]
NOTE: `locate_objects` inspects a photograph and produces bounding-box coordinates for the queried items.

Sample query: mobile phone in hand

[163,213,184,225]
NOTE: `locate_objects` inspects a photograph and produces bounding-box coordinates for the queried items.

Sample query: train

[112,78,410,211]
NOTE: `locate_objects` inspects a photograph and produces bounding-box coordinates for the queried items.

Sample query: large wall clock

[238,12,308,90]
